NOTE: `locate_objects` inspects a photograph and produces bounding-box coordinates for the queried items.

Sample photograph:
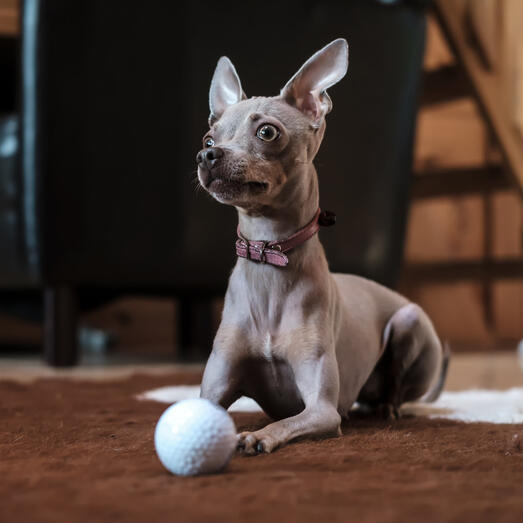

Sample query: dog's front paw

[237,431,278,455]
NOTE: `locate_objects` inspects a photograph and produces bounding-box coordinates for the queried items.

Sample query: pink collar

[235,209,336,267]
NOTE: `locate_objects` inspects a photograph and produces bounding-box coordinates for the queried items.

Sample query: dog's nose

[196,147,224,170]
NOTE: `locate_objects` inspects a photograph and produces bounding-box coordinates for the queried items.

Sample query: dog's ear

[209,56,247,126]
[280,39,348,123]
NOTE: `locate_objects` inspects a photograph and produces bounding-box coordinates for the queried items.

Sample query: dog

[196,39,449,454]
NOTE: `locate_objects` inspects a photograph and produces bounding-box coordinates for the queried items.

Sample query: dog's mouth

[245,180,269,193]
[206,177,268,196]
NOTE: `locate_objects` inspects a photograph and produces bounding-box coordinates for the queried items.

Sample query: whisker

[190,170,206,194]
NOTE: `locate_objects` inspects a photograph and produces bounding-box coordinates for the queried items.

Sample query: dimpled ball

[154,398,236,476]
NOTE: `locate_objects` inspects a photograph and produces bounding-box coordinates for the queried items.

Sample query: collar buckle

[256,241,268,263]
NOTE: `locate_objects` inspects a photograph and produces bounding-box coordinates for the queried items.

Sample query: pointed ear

[209,56,247,125]
[280,38,348,123]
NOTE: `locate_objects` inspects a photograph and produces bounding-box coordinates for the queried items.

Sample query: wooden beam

[434,0,523,196]
[411,165,509,199]
[421,65,473,107]
[402,259,523,283]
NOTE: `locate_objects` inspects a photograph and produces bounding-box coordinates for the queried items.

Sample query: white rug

[138,385,262,413]
[137,386,523,424]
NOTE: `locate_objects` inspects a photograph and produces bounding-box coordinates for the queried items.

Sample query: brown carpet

[1,374,522,523]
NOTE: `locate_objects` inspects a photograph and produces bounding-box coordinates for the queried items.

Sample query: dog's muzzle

[196,147,224,171]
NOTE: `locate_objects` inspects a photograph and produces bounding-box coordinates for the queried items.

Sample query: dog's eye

[204,137,215,148]
[256,124,280,142]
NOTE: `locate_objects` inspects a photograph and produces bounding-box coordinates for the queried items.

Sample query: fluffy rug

[138,385,523,424]
[1,373,522,523]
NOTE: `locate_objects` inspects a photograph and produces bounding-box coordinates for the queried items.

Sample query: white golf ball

[154,398,236,476]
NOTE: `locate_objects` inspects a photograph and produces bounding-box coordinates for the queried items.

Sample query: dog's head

[196,39,348,211]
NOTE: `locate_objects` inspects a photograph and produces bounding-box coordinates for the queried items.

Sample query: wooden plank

[435,0,523,195]
[399,281,493,344]
[424,13,455,70]
[466,0,501,70]
[491,190,523,259]
[412,165,508,198]
[415,99,487,171]
[504,0,523,140]
[0,0,18,36]
[402,259,523,283]
[492,279,523,340]
[405,195,484,262]
[420,65,473,107]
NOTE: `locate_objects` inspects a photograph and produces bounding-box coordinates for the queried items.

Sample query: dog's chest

[262,332,275,359]
[256,330,294,360]
[242,346,304,420]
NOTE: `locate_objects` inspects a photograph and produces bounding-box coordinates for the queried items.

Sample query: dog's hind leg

[361,303,443,419]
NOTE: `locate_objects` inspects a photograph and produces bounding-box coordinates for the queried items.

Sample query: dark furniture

[0,0,427,365]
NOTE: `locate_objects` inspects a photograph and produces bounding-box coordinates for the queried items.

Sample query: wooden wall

[401,14,523,349]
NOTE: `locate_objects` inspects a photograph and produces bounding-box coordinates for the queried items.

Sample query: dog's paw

[237,431,278,455]
[376,403,400,421]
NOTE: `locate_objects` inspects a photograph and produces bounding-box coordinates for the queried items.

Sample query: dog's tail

[421,341,451,403]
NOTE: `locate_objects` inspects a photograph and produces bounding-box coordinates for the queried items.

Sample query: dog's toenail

[256,442,264,453]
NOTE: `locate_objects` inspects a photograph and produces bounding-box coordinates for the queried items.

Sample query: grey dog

[196,39,448,454]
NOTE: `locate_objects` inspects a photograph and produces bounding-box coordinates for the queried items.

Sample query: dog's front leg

[200,326,244,409]
[238,350,341,454]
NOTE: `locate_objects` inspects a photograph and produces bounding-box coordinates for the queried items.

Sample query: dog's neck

[228,163,330,329]
[236,164,319,242]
